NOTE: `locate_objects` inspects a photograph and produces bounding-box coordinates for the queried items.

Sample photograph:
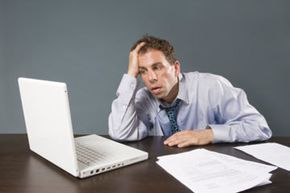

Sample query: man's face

[138,49,180,103]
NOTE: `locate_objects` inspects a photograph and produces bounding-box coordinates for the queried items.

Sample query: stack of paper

[235,142,290,171]
[157,149,277,193]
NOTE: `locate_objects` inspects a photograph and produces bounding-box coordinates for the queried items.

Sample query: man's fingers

[128,42,146,77]
[135,42,146,52]
[163,132,180,145]
[166,136,195,147]
[164,130,213,147]
[177,140,195,148]
[164,131,193,147]
[131,42,146,55]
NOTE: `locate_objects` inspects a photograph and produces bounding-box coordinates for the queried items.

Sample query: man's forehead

[139,50,167,64]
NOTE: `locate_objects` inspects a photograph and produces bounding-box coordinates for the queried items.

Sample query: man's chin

[150,92,163,99]
[153,93,167,101]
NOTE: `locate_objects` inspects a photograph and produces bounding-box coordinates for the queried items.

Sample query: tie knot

[160,99,181,113]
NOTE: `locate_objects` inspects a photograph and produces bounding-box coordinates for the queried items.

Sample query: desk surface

[0,135,289,193]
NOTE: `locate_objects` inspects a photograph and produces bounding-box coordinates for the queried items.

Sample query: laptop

[18,77,148,178]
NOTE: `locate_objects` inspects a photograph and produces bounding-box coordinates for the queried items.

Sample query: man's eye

[139,70,146,74]
[153,66,161,71]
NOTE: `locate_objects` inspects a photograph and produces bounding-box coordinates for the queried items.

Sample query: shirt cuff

[208,124,232,143]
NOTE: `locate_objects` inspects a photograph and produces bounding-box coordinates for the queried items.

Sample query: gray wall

[1,0,289,136]
[0,1,8,131]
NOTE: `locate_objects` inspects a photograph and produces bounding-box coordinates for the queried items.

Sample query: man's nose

[148,70,157,83]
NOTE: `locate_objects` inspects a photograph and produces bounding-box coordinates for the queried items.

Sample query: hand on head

[127,42,146,78]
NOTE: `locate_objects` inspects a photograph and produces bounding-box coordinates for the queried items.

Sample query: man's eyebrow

[139,62,162,70]
[151,62,162,67]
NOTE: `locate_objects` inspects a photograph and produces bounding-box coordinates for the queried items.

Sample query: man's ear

[174,60,181,77]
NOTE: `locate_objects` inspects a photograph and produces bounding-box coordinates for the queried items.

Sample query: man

[108,35,272,148]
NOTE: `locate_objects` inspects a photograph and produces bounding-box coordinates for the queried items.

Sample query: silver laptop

[18,77,148,178]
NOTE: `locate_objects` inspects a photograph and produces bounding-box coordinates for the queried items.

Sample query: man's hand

[127,42,146,78]
[164,129,214,148]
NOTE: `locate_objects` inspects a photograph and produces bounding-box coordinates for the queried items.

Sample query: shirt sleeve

[108,74,148,141]
[208,76,272,143]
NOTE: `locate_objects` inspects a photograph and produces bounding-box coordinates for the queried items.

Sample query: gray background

[0,0,289,136]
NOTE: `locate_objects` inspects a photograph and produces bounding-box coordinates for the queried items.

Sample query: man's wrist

[127,69,138,78]
[205,127,214,143]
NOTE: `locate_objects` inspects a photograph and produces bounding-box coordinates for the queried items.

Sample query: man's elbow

[108,124,139,141]
[256,125,272,142]
[108,129,127,141]
[262,126,272,140]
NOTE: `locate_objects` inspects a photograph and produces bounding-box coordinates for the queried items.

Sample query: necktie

[161,99,181,136]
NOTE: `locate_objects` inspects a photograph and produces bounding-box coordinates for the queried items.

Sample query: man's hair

[130,35,177,64]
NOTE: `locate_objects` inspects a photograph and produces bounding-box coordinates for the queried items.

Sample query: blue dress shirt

[108,72,272,143]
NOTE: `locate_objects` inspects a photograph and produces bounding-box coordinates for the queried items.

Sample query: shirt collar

[157,73,189,112]
[176,73,189,105]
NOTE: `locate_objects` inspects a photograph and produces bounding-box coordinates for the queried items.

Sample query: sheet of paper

[235,142,290,171]
[206,149,277,174]
[157,149,275,193]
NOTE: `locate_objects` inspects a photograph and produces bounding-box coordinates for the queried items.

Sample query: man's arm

[108,43,148,141]
[164,75,272,147]
[208,81,272,144]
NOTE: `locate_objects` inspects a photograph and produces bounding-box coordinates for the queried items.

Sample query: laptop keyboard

[75,142,106,166]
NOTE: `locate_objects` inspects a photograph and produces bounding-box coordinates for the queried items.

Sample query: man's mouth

[151,87,162,95]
